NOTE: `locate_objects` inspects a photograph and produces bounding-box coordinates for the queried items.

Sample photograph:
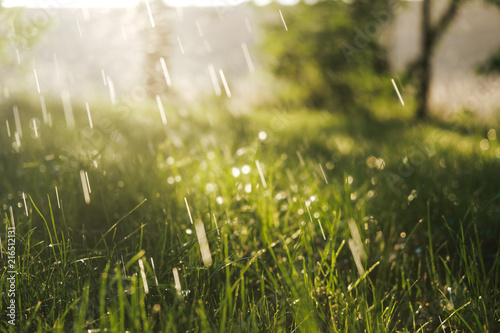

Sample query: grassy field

[1,97,499,332]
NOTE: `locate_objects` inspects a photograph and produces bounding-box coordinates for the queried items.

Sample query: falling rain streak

[391,78,405,106]
[80,170,90,204]
[40,95,48,124]
[22,192,28,216]
[33,68,41,94]
[32,119,39,137]
[208,64,221,96]
[279,10,288,31]
[13,105,22,137]
[219,69,231,98]
[55,186,61,209]
[319,163,328,184]
[9,206,15,228]
[85,102,93,129]
[145,0,155,28]
[61,90,76,129]
[107,76,116,105]
[241,43,255,73]
[138,258,149,294]
[184,197,194,224]
[317,219,326,240]
[160,57,172,87]
[195,220,213,267]
[213,213,220,235]
[177,36,185,54]
[172,267,182,297]
[156,95,167,125]
[255,160,267,189]
[5,120,11,137]
[76,18,83,38]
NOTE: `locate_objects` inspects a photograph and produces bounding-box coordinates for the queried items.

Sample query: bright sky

[1,0,275,8]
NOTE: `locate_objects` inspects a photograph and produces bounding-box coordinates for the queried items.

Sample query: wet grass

[1,97,499,332]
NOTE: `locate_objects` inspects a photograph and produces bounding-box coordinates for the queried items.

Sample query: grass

[0,96,499,332]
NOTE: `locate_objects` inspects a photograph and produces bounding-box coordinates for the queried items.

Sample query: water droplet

[216,196,224,204]
[258,131,267,141]
[241,164,251,174]
[232,167,240,178]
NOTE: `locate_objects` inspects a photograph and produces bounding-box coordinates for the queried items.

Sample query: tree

[411,0,467,119]
[261,0,393,114]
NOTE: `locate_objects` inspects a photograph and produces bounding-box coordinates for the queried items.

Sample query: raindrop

[13,105,22,137]
[177,36,185,54]
[487,129,496,141]
[279,9,288,31]
[156,95,167,125]
[55,186,61,209]
[255,160,267,188]
[166,157,175,165]
[208,64,221,96]
[22,192,28,216]
[479,139,489,150]
[79,170,90,204]
[61,91,76,129]
[160,57,172,87]
[258,131,267,141]
[167,177,175,184]
[244,17,252,33]
[33,68,41,94]
[216,196,224,204]
[76,18,83,38]
[241,43,255,73]
[5,120,11,137]
[205,183,215,192]
[232,167,240,177]
[195,21,203,37]
[40,95,48,124]
[145,0,155,28]
[85,102,93,129]
[186,229,192,235]
[241,165,251,174]
[391,78,405,106]
[106,76,116,105]
[219,69,231,98]
[244,184,252,193]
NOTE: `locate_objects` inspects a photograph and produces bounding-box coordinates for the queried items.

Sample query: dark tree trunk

[417,0,431,119]
[411,0,464,120]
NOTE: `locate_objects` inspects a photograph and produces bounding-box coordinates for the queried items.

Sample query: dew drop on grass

[244,184,252,193]
[241,164,251,174]
[232,167,240,178]
[216,196,224,204]
[166,157,174,165]
[175,175,182,182]
[487,129,496,141]
[258,131,267,141]
[480,139,489,150]
[167,177,175,184]
[205,183,215,192]
[186,229,192,235]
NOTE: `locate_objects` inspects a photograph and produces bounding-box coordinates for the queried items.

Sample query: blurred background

[1,0,500,120]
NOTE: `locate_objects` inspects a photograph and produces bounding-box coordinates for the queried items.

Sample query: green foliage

[1,96,499,331]
[260,0,395,111]
[477,47,500,74]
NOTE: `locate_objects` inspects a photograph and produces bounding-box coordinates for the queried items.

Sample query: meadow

[1,96,499,332]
